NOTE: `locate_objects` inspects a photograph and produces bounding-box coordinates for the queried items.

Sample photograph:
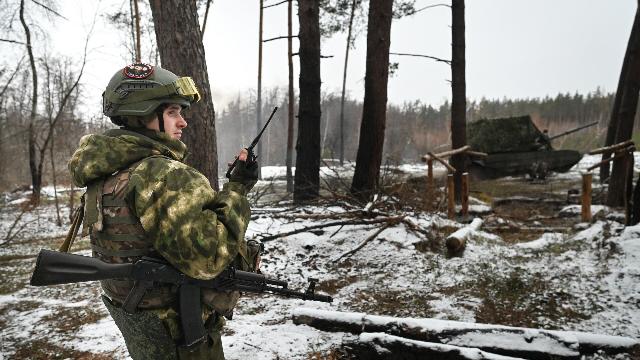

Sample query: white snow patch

[516,232,564,249]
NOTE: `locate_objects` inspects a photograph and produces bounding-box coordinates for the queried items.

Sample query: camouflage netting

[467,115,545,153]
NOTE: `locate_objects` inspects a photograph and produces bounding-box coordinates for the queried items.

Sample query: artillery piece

[467,115,598,180]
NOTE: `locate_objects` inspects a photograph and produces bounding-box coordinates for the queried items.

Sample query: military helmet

[103,63,200,125]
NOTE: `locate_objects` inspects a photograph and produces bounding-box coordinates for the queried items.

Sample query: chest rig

[83,156,177,309]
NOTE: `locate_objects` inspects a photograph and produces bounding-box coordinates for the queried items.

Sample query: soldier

[68,63,259,359]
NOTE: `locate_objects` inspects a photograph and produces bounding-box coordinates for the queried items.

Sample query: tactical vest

[82,156,261,316]
[84,156,177,309]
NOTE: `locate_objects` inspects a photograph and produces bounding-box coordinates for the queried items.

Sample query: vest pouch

[83,179,105,237]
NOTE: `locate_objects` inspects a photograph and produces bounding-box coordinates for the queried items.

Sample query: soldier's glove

[227,159,259,193]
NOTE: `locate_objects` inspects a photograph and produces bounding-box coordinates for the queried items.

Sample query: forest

[0,87,624,192]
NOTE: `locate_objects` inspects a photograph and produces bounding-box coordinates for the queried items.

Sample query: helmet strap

[156,108,165,133]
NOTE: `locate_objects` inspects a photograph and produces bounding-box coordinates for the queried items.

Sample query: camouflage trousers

[102,295,225,359]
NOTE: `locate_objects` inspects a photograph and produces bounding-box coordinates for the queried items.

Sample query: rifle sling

[59,194,85,253]
[122,280,154,314]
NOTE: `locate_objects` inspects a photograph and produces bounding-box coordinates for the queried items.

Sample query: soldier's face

[162,104,187,140]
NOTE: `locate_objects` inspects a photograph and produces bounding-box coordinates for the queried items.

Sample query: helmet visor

[174,77,201,103]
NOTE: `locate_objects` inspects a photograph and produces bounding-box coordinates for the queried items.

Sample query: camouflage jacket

[68,128,252,280]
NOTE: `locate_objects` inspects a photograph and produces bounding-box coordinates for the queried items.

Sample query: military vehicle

[467,115,597,180]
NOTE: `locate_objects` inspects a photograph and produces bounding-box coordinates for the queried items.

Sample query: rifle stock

[30,249,133,286]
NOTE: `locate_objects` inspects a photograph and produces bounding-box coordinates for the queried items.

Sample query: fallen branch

[254,216,404,242]
[401,217,434,239]
[334,218,403,261]
[292,308,639,358]
[1,207,34,246]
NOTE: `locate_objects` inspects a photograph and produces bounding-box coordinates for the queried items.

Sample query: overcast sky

[4,0,637,116]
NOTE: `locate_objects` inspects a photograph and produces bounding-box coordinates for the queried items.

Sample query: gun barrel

[30,249,133,286]
[548,121,598,141]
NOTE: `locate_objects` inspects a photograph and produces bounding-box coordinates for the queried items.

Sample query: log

[292,308,639,358]
[588,139,634,155]
[446,217,482,254]
[586,145,635,172]
[426,151,456,172]
[434,145,471,159]
[346,333,525,360]
[466,150,488,158]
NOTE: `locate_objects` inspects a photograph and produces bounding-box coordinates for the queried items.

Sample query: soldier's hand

[228,148,258,191]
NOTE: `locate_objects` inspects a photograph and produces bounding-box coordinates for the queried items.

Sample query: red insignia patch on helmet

[123,63,154,79]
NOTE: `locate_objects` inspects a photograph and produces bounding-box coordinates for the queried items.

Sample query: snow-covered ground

[0,154,639,359]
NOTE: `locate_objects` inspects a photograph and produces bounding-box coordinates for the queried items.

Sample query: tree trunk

[350,0,393,201]
[133,0,141,63]
[19,0,40,205]
[601,1,640,182]
[294,0,321,202]
[49,139,62,226]
[339,0,358,166]
[450,0,467,201]
[607,3,640,207]
[286,0,295,192]
[149,0,219,189]
[346,333,524,360]
[257,0,264,179]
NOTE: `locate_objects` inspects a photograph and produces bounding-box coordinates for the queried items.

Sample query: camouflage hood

[69,128,188,187]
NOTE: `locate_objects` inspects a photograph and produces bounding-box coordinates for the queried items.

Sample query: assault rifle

[226,106,278,178]
[30,249,332,347]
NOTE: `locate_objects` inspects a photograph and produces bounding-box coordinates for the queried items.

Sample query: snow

[447,218,484,241]
[358,333,526,360]
[559,204,609,218]
[1,154,640,359]
[515,232,564,249]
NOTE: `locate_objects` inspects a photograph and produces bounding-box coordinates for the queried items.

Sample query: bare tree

[339,0,358,166]
[19,0,40,204]
[286,0,295,192]
[132,0,142,62]
[350,0,394,201]
[294,0,322,202]
[607,1,640,207]
[450,0,466,201]
[149,0,219,188]
[257,0,264,179]
[601,0,639,182]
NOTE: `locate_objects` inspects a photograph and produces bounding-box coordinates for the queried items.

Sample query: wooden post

[624,153,634,225]
[461,172,469,217]
[427,158,434,190]
[581,172,592,222]
[425,158,434,208]
[447,173,455,219]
